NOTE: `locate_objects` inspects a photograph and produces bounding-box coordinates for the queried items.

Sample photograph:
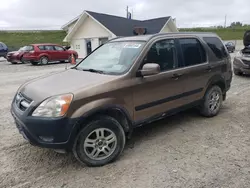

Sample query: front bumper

[6,56,21,63]
[11,99,79,150]
[233,57,250,73]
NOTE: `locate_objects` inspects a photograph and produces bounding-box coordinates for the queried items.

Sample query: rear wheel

[11,62,17,64]
[200,85,223,117]
[40,56,49,65]
[73,116,126,167]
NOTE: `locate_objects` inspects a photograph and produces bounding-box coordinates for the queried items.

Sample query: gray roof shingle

[86,11,170,36]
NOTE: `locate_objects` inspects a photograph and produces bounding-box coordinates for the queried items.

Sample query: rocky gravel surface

[1,56,250,188]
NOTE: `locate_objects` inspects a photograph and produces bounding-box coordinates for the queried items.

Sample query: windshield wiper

[82,68,104,74]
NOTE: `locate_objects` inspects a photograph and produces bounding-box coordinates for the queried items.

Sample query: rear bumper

[11,100,79,150]
[0,52,7,57]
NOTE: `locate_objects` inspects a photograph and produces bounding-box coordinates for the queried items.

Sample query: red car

[6,46,30,64]
[22,43,78,65]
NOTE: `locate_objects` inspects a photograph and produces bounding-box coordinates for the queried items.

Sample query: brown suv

[11,33,232,166]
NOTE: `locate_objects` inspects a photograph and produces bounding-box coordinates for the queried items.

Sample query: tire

[20,56,25,64]
[39,56,49,65]
[73,115,126,167]
[31,61,38,65]
[233,68,242,76]
[200,85,223,117]
[11,62,17,64]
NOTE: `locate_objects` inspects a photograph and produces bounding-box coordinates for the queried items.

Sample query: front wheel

[73,116,126,167]
[200,85,223,117]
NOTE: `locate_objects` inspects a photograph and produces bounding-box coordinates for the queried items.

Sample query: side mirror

[137,63,160,77]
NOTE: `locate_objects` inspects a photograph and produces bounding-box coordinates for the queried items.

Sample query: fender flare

[205,74,226,94]
[68,103,134,146]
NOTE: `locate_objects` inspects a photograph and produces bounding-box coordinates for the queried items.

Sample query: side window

[143,39,177,71]
[54,46,64,51]
[179,38,206,67]
[203,37,228,60]
[44,45,54,51]
[38,46,45,50]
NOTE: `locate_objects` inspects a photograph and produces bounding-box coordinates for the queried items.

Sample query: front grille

[15,93,32,111]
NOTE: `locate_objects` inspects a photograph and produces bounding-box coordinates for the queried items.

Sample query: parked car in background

[11,32,232,167]
[6,46,32,64]
[22,43,78,65]
[233,30,250,75]
[0,42,8,58]
[224,41,235,53]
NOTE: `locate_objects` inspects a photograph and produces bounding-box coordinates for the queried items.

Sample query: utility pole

[126,6,129,18]
[224,14,227,28]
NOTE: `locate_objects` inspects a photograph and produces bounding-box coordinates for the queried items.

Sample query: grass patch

[179,27,250,40]
[0,30,68,51]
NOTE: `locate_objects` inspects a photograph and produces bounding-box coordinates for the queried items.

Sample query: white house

[62,10,179,58]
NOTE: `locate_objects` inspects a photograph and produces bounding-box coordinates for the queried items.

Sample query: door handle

[205,66,214,72]
[172,73,183,80]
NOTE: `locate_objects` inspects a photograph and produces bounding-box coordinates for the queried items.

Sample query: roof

[86,11,170,36]
[64,10,171,36]
[30,43,60,46]
[61,15,81,30]
[111,32,220,42]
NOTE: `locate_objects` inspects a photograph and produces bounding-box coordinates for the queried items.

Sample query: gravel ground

[1,55,250,188]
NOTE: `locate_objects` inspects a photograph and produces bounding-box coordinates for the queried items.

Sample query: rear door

[54,45,68,60]
[175,37,212,103]
[44,45,56,61]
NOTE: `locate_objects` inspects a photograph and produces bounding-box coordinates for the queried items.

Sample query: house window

[99,38,109,45]
[75,45,80,49]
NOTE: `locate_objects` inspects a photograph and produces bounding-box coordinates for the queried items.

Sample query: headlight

[32,94,73,117]
[236,51,242,58]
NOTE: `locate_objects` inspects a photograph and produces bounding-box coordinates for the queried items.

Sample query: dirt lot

[1,56,250,188]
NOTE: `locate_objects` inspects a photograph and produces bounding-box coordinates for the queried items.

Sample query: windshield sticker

[124,43,142,48]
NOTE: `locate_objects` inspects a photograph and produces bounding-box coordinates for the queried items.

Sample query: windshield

[19,46,26,51]
[76,41,145,75]
[21,45,34,51]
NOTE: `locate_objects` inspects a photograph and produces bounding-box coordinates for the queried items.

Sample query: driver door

[133,38,187,122]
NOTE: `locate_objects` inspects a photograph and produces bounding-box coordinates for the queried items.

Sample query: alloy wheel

[83,128,117,161]
[209,91,220,112]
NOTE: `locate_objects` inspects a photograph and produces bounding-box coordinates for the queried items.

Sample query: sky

[0,0,249,30]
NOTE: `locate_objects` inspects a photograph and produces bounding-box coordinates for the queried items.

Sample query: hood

[8,51,18,55]
[244,30,250,47]
[19,69,119,102]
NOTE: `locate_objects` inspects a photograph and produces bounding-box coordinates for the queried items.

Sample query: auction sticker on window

[124,43,142,48]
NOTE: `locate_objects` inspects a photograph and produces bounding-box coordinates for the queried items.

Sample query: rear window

[203,37,228,60]
[179,38,206,67]
[44,46,54,50]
